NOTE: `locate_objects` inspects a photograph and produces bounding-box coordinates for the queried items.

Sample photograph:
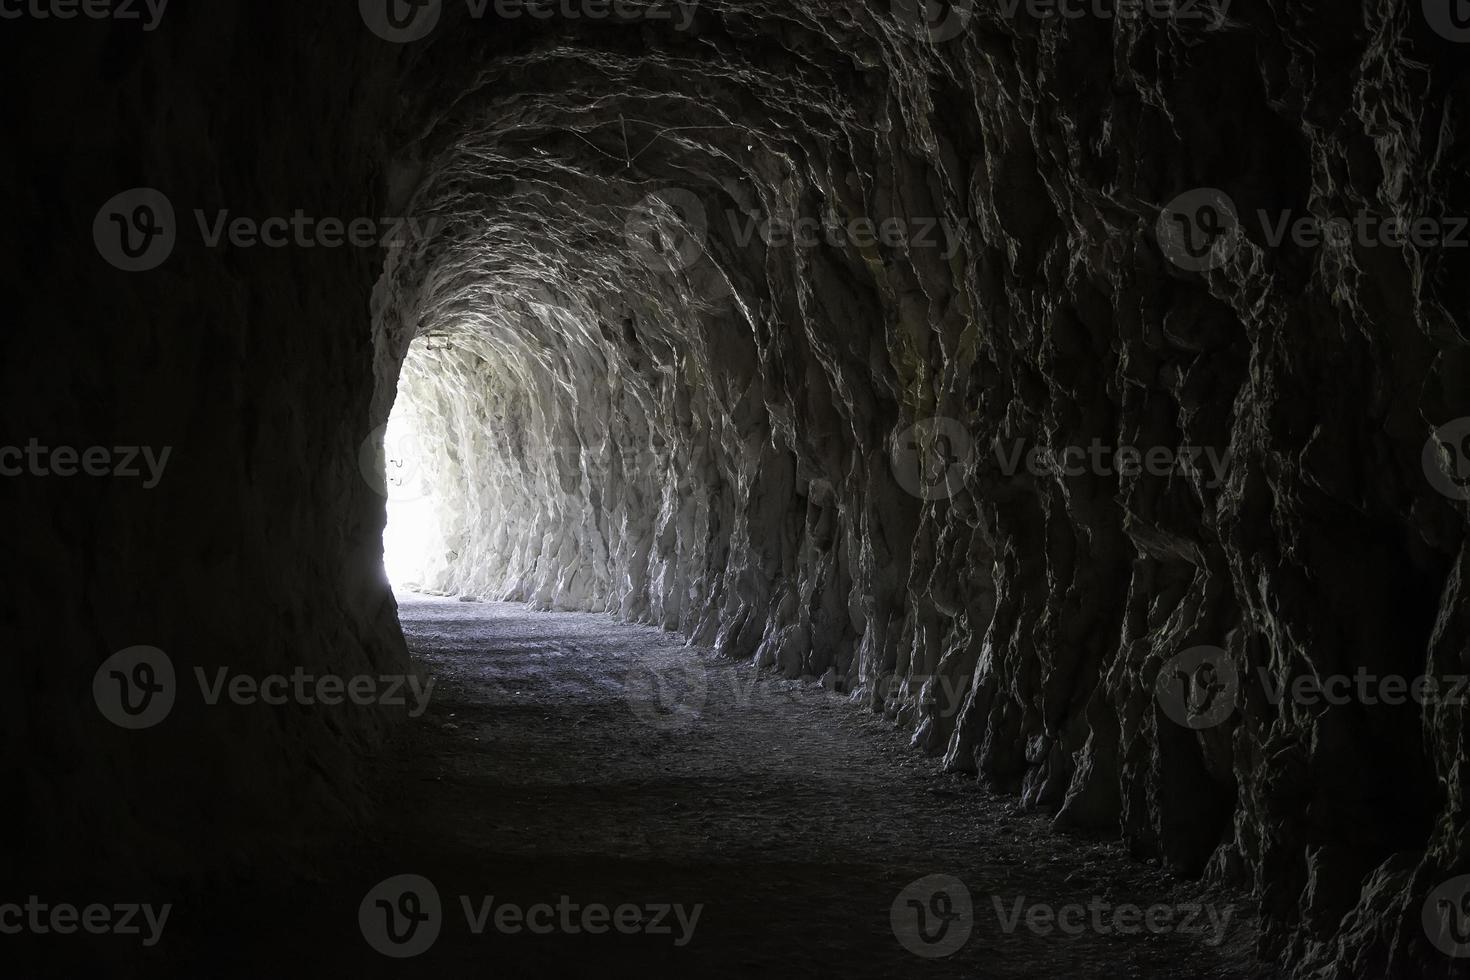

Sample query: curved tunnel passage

[8,1,1470,976]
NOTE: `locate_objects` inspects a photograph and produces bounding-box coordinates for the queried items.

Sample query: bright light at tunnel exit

[381,393,446,590]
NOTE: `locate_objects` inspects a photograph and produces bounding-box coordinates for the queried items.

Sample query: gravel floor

[47,594,1280,978]
[347,594,1281,979]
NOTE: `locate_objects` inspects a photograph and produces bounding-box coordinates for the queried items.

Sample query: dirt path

[47,594,1281,978]
[320,594,1276,978]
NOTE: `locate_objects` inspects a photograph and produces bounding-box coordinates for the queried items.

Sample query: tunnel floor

[329,595,1276,978]
[124,596,1281,978]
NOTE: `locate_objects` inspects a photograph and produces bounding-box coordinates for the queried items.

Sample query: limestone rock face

[11,2,1470,976]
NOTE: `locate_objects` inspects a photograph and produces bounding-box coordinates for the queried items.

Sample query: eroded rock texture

[375,5,1470,975]
[11,2,1470,976]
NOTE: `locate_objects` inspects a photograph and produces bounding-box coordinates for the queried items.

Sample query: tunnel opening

[15,3,1470,976]
[379,337,449,591]
[372,150,739,629]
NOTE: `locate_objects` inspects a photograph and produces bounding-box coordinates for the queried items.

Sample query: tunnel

[8,1,1470,976]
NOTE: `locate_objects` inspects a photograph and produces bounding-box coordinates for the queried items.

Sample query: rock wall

[378,4,1470,974]
[11,2,1470,975]
[6,5,414,887]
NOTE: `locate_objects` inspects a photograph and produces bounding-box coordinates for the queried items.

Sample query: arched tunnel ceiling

[10,2,1470,976]
[364,7,1470,974]
[340,10,1470,975]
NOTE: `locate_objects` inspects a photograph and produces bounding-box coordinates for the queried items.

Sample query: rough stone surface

[11,3,1470,976]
